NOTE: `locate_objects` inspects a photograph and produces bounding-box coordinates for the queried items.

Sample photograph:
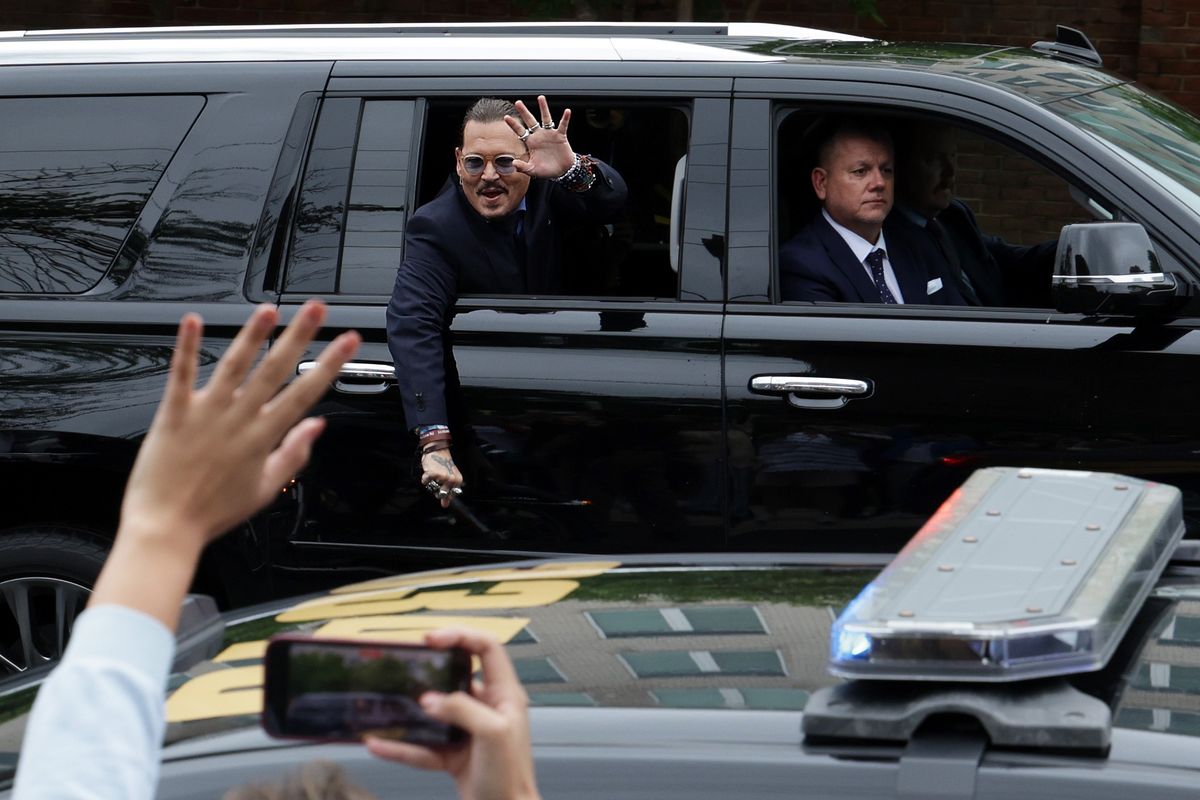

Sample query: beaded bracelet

[554,153,598,193]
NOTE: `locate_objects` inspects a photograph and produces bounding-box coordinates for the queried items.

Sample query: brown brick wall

[956,132,1084,245]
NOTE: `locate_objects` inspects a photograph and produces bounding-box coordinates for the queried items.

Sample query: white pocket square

[927,277,943,294]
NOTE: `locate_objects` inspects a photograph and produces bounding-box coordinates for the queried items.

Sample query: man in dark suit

[894,122,1056,307]
[780,119,964,305]
[386,95,627,502]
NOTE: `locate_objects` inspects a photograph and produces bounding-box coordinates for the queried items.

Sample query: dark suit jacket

[779,212,965,305]
[386,162,627,429]
[935,199,1057,308]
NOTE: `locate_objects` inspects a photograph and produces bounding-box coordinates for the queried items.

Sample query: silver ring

[437,488,450,499]
[452,487,463,496]
[519,127,535,141]
[541,121,555,129]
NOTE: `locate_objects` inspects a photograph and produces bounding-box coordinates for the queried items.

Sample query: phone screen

[262,637,470,745]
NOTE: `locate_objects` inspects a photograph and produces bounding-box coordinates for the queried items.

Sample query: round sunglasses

[460,154,521,176]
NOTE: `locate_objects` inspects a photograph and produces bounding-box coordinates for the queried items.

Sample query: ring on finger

[541,121,555,129]
[519,127,535,141]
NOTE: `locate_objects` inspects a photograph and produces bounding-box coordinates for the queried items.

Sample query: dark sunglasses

[461,154,519,176]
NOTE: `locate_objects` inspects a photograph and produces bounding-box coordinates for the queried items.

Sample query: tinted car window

[1050,83,1200,211]
[775,108,1091,308]
[286,98,416,296]
[0,95,203,294]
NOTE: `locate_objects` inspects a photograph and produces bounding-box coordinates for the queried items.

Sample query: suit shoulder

[410,188,463,225]
[780,216,825,259]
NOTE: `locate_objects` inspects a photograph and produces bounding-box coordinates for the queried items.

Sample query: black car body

[3,549,1200,798]
[4,23,1200,670]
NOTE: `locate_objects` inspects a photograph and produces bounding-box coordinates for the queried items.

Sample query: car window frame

[728,70,1200,314]
[276,73,733,309]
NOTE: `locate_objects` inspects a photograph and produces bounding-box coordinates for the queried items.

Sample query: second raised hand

[505,95,574,178]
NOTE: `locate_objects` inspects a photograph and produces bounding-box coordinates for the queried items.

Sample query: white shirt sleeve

[12,604,175,800]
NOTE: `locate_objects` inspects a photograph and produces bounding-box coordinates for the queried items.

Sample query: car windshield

[1047,82,1200,214]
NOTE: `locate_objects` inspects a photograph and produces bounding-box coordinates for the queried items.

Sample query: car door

[272,69,731,571]
[722,74,1200,553]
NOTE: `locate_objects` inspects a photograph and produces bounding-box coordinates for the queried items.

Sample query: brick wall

[956,132,1083,245]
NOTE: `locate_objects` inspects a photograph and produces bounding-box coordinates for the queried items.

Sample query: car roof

[0,22,864,66]
[0,22,1127,108]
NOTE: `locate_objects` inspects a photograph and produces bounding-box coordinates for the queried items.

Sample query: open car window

[283,96,690,301]
[774,109,1104,310]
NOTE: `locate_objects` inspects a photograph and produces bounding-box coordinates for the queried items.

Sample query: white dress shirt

[822,209,905,303]
[13,605,173,800]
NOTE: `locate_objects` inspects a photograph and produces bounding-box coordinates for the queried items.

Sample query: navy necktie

[865,248,897,304]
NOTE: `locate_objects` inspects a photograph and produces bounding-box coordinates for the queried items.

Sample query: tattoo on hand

[427,453,457,475]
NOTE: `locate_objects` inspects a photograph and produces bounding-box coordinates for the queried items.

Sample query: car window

[0,95,204,295]
[1051,83,1200,215]
[285,98,416,296]
[774,108,1099,309]
[283,96,689,301]
[416,98,689,301]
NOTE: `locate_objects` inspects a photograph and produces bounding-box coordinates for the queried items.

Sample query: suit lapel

[814,215,880,303]
[884,225,931,304]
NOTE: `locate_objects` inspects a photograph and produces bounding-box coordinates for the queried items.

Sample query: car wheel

[0,527,109,676]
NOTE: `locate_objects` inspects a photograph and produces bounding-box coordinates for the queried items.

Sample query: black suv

[3,22,1200,673]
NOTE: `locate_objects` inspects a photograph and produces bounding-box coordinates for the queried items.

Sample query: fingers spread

[207,304,277,399]
[258,417,326,502]
[260,329,359,443]
[162,313,203,423]
[513,98,537,129]
[556,107,572,138]
[236,300,328,411]
[537,94,552,126]
[503,113,528,139]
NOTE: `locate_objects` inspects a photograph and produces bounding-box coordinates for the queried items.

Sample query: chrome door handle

[751,376,869,395]
[750,375,871,410]
[298,360,395,395]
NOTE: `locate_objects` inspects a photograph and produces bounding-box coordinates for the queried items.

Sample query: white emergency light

[830,467,1184,681]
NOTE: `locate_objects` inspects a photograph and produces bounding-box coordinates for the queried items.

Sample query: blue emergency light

[829,467,1184,682]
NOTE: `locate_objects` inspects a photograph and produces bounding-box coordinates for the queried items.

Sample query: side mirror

[1052,222,1188,317]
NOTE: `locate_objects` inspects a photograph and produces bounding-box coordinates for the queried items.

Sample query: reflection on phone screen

[281,643,460,744]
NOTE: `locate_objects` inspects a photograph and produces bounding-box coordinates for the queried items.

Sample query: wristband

[416,424,450,438]
[554,153,598,193]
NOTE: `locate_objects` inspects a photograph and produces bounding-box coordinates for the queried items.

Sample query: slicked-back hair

[814,117,894,170]
[461,97,518,146]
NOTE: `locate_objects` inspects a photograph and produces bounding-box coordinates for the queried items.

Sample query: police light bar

[831,467,1184,682]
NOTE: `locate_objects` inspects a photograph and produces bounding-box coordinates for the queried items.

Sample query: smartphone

[262,634,472,745]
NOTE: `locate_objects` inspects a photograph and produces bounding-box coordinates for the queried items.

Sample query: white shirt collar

[822,209,888,264]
